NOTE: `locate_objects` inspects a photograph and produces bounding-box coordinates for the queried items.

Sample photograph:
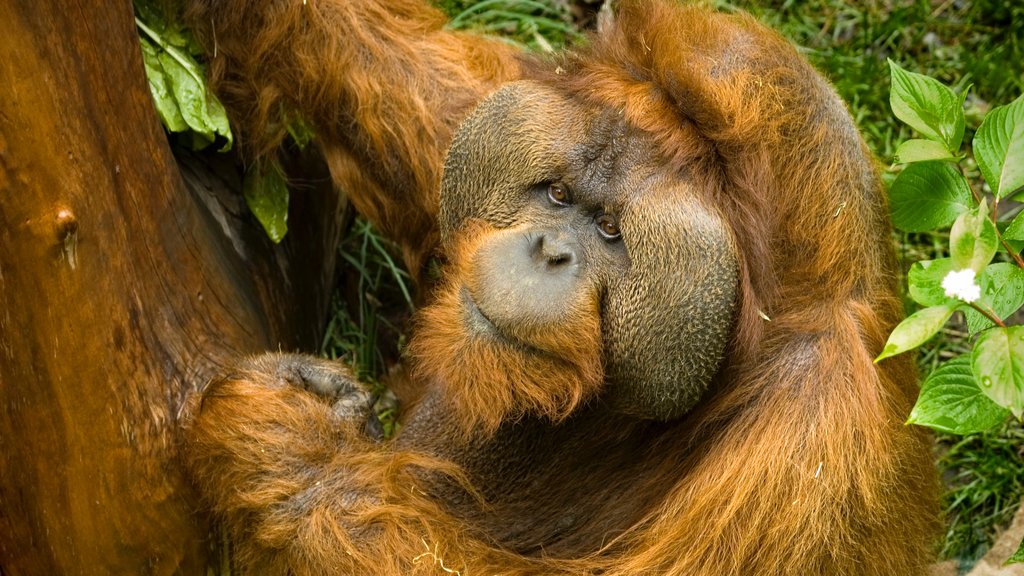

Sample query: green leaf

[136,17,233,151]
[949,198,998,272]
[139,37,187,132]
[954,87,968,159]
[889,162,973,232]
[1005,211,1024,241]
[1008,536,1024,565]
[888,59,965,152]
[894,139,957,163]
[158,51,214,145]
[908,356,1009,434]
[133,0,169,35]
[974,94,1024,198]
[964,263,1024,334]
[186,130,215,151]
[876,304,956,362]
[134,0,202,55]
[908,258,955,307]
[972,326,1024,417]
[205,91,233,152]
[244,162,290,243]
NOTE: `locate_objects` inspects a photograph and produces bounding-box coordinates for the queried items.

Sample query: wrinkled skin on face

[433,82,738,424]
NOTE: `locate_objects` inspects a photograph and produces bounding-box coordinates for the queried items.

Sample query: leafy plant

[877,60,1024,565]
[134,0,232,151]
[321,218,414,438]
[242,162,290,243]
[134,0,300,242]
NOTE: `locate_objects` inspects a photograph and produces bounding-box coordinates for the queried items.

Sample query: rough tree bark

[0,1,343,573]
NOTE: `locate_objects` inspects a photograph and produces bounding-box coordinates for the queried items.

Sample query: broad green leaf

[894,139,956,163]
[875,304,956,362]
[964,263,1024,334]
[955,87,968,157]
[1009,536,1024,565]
[187,130,215,151]
[908,356,1009,434]
[949,199,998,272]
[908,258,955,307]
[888,162,973,232]
[134,0,203,53]
[139,37,187,132]
[136,17,233,150]
[244,163,289,243]
[888,60,965,152]
[974,94,1024,198]
[972,326,1024,417]
[158,51,214,139]
[205,91,233,152]
[1005,211,1024,241]
[953,87,968,159]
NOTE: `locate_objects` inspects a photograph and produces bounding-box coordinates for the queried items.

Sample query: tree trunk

[0,1,342,573]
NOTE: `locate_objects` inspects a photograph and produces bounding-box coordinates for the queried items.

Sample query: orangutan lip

[460,287,551,358]
[460,286,501,336]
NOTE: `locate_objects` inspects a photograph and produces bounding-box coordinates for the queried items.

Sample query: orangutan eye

[547,182,572,206]
[596,213,621,241]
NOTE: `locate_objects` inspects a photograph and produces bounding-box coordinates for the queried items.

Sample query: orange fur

[407,222,604,437]
[184,1,940,574]
[186,0,522,274]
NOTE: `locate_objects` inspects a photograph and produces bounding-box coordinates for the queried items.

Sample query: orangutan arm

[185,0,522,273]
[185,353,555,576]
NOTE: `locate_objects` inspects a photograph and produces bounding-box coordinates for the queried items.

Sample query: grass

[439,0,582,50]
[940,420,1024,566]
[326,0,1024,568]
[322,218,413,377]
[322,217,413,437]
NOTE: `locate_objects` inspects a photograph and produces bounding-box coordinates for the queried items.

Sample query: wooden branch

[0,1,343,572]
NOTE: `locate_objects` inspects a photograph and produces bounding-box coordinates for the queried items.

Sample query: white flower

[941,268,981,303]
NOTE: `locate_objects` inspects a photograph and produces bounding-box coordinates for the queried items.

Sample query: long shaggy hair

[184,1,941,574]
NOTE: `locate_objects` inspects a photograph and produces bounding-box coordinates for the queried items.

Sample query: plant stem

[958,162,983,205]
[969,302,1007,328]
[1000,236,1024,269]
[135,18,206,89]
